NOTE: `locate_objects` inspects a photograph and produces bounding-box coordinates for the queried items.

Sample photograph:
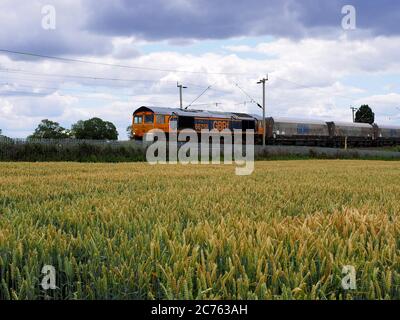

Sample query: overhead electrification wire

[185,85,212,109]
[0,89,49,97]
[0,49,257,76]
[0,81,228,108]
[0,73,140,89]
[274,76,357,102]
[234,100,253,106]
[189,102,223,107]
[0,81,137,96]
[0,67,206,88]
[0,49,365,103]
[0,87,168,105]
[234,83,262,109]
[0,48,371,110]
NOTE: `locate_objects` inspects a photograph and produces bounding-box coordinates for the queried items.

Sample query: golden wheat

[0,160,399,299]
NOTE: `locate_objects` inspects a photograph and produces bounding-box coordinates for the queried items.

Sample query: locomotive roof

[134,107,400,129]
[272,117,375,128]
[378,124,400,130]
[333,121,373,128]
[133,106,256,120]
[271,117,328,125]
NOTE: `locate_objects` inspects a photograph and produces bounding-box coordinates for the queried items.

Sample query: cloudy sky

[1,0,399,138]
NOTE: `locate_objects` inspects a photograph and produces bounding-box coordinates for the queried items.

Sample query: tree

[71,117,118,140]
[29,119,70,139]
[0,129,11,141]
[355,105,375,124]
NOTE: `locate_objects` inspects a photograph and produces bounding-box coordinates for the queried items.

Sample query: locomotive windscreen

[242,120,256,130]
[178,116,195,130]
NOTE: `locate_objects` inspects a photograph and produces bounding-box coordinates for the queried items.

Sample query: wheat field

[0,161,399,300]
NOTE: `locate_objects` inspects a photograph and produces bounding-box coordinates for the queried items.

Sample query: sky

[0,0,400,138]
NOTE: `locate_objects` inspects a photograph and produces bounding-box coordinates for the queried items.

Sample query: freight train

[132,106,400,147]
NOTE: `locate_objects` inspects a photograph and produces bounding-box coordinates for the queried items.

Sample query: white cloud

[356,93,400,123]
[1,34,400,138]
[223,45,254,53]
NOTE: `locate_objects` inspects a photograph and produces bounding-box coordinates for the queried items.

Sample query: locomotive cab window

[156,115,165,124]
[134,116,143,124]
[144,114,154,124]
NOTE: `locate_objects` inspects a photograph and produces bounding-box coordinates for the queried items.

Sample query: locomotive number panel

[194,118,210,131]
[212,120,229,131]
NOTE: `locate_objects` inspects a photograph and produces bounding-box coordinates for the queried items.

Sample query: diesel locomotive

[132,106,400,147]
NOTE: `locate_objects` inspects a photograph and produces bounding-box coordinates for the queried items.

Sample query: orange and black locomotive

[132,106,400,147]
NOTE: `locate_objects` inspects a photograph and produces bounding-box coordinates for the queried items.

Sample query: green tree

[29,119,70,139]
[355,105,375,124]
[71,118,118,140]
[0,129,11,141]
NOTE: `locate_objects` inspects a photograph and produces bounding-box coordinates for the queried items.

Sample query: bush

[0,141,146,162]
